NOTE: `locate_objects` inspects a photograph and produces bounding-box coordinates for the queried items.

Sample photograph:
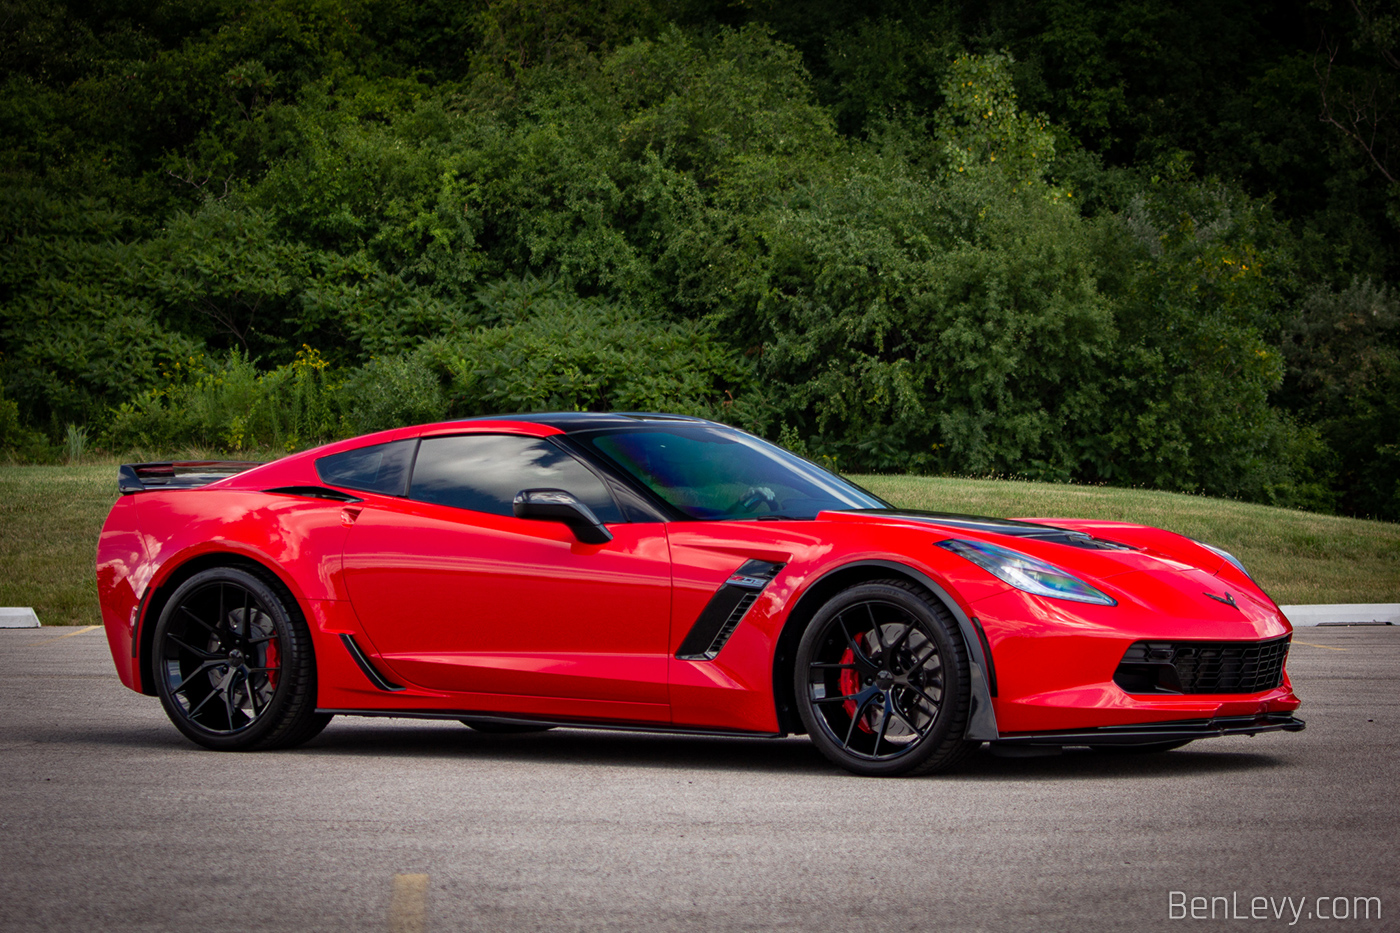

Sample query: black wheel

[795,580,976,777]
[459,719,556,734]
[1089,740,1194,754]
[153,566,330,751]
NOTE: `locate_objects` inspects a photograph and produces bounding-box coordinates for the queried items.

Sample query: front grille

[1113,635,1290,695]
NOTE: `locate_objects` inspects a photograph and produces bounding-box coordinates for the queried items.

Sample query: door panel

[342,498,672,716]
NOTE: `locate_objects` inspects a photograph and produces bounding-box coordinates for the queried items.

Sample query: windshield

[580,425,888,520]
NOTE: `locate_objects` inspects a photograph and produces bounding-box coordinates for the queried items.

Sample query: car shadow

[304,721,835,775]
[33,718,1289,779]
[950,745,1288,781]
[298,719,1289,779]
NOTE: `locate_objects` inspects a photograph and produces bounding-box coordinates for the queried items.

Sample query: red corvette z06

[95,413,1303,776]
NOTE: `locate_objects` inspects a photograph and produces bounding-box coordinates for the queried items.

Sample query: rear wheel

[153,566,330,751]
[795,580,976,777]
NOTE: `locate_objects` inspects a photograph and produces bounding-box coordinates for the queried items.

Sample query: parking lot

[1,624,1395,932]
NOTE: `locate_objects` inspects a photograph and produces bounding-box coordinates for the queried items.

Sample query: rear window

[315,439,416,496]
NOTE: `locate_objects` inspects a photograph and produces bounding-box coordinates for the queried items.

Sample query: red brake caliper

[264,636,280,690]
[839,636,873,733]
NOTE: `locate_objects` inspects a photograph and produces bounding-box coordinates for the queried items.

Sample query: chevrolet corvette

[95,413,1303,776]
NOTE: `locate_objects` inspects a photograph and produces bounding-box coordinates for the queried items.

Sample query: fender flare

[785,559,999,742]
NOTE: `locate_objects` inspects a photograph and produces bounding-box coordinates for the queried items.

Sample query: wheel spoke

[178,605,218,637]
[246,632,277,646]
[887,621,916,660]
[903,683,943,716]
[812,692,863,704]
[889,691,929,738]
[185,681,223,718]
[808,662,857,670]
[865,603,884,655]
[837,614,878,676]
[840,686,880,749]
[241,588,251,639]
[222,675,235,729]
[871,693,893,757]
[245,670,263,717]
[218,584,227,637]
[168,659,223,695]
[909,644,940,673]
[166,634,221,661]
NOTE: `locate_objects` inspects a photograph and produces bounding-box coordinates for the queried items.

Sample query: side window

[316,439,416,495]
[408,434,623,524]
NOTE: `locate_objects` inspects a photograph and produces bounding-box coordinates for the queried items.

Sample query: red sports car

[95,413,1303,776]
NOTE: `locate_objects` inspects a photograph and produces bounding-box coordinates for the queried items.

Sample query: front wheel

[152,566,330,751]
[795,580,977,777]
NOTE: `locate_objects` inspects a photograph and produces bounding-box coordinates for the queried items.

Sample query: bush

[424,285,764,425]
[337,353,449,436]
[105,347,340,455]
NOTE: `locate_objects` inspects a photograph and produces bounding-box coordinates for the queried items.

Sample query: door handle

[341,507,362,527]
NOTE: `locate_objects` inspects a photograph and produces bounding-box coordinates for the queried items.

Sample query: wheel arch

[135,551,312,697]
[771,559,999,741]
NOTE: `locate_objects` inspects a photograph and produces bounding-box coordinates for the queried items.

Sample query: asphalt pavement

[1,624,1396,932]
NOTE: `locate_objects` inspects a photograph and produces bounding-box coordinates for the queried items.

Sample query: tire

[459,719,556,734]
[794,579,977,777]
[152,566,331,751]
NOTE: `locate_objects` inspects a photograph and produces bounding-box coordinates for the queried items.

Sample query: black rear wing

[117,461,264,495]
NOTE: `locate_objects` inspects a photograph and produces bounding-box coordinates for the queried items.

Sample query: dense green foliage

[2,0,1397,519]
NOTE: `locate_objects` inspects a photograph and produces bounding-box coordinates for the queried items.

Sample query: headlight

[936,538,1117,606]
[1192,539,1255,582]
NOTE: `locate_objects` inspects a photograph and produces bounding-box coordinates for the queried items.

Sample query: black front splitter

[989,713,1305,748]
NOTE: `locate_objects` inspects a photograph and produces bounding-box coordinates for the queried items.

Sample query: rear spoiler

[117,461,264,495]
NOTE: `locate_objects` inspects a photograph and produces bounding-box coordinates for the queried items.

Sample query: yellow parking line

[1292,640,1347,651]
[389,873,429,933]
[25,625,101,646]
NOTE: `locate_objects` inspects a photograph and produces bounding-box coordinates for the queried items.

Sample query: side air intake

[675,560,784,661]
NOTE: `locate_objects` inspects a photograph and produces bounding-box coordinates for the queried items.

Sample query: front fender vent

[676,560,784,661]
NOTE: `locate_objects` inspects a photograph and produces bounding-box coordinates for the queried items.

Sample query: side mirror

[512,488,613,544]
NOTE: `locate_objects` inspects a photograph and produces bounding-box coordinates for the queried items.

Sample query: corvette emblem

[1205,591,1239,609]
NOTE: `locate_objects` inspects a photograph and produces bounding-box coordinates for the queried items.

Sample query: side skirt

[317,708,785,740]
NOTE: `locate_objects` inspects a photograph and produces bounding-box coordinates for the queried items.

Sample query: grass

[1,465,1395,625]
[0,462,119,626]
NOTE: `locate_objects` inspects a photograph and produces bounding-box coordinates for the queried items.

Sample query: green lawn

[1,465,1396,625]
[0,463,119,626]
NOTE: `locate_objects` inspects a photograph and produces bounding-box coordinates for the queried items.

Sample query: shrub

[105,347,340,455]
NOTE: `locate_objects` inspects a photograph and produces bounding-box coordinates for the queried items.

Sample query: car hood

[820,508,1230,581]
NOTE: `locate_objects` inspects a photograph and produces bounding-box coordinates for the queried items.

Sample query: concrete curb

[1281,604,1400,626]
[0,608,41,628]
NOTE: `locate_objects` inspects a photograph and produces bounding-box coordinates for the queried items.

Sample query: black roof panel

[453,411,716,433]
